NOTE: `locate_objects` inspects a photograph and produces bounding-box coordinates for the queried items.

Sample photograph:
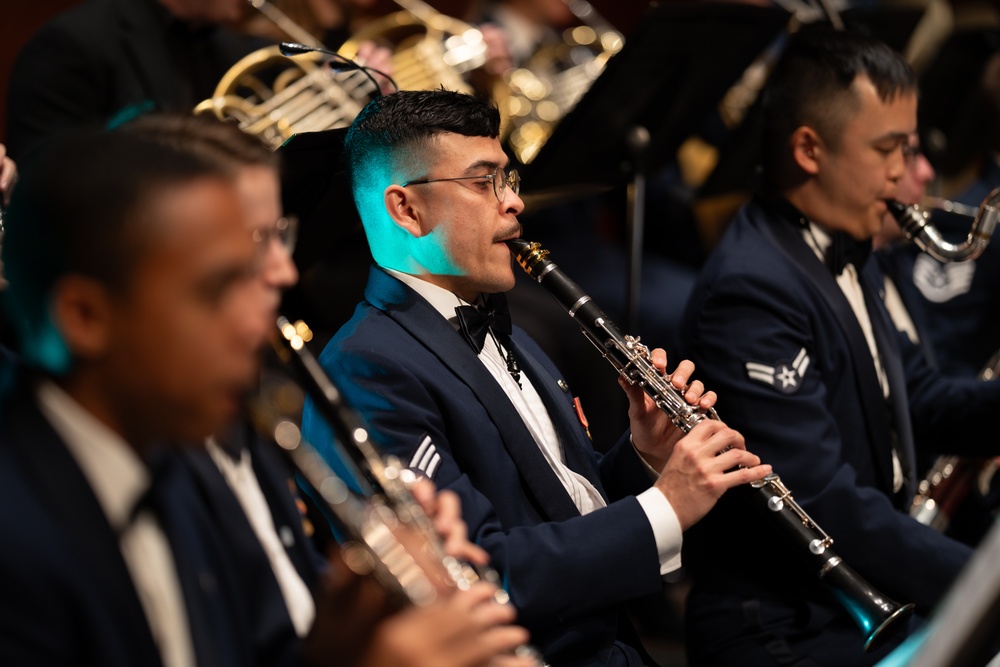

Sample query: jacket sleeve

[685,271,972,610]
[301,340,665,631]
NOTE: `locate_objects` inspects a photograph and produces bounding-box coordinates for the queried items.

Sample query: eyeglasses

[402,166,521,204]
[902,142,923,164]
[252,215,298,254]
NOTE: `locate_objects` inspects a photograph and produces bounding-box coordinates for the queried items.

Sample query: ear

[790,126,822,175]
[384,184,427,238]
[50,275,116,361]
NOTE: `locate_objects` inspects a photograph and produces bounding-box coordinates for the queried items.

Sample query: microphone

[279,42,397,96]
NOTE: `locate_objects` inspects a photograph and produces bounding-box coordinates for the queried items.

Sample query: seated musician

[0,123,532,667]
[677,28,1000,666]
[301,88,771,667]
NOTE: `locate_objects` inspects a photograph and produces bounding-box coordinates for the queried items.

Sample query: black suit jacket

[302,266,666,667]
[677,198,1000,664]
[5,0,266,158]
[180,420,325,667]
[0,375,263,666]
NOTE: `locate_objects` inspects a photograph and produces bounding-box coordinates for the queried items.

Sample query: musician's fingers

[710,445,760,469]
[487,655,542,667]
[650,347,668,374]
[683,380,705,405]
[408,476,438,515]
[720,463,772,488]
[670,359,695,388]
[698,390,718,410]
[434,490,491,566]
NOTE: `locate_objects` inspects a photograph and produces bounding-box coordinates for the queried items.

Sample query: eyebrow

[462,158,504,175]
[872,131,912,144]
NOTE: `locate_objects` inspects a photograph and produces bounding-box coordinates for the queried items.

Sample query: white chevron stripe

[748,370,776,385]
[426,453,442,478]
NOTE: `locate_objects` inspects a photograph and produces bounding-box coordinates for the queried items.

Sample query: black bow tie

[828,231,873,276]
[454,293,513,353]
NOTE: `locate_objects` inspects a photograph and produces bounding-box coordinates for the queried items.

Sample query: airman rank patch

[913,254,975,303]
[745,347,810,394]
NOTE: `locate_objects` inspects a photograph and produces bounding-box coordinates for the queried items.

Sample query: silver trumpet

[886,187,1000,262]
[266,317,548,665]
[507,238,915,652]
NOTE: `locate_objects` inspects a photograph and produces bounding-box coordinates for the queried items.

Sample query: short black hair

[762,28,917,174]
[2,129,227,372]
[120,113,279,173]
[344,89,500,188]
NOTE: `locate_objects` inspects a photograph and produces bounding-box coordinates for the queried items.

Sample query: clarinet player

[301,88,772,667]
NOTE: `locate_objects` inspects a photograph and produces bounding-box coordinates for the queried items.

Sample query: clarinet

[268,317,549,665]
[507,239,914,652]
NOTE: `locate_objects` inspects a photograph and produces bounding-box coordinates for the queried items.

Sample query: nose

[503,187,524,217]
[262,240,299,290]
[887,145,907,183]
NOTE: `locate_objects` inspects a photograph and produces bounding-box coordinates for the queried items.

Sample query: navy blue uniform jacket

[677,199,1000,652]
[302,266,666,667]
[0,377,260,666]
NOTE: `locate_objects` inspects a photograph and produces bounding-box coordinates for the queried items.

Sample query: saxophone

[507,238,915,652]
[886,186,1000,262]
[264,317,548,665]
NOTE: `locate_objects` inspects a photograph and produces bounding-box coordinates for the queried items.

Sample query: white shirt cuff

[636,487,683,575]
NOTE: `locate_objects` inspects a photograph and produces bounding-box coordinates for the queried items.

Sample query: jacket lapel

[756,207,899,493]
[3,385,163,666]
[365,267,582,521]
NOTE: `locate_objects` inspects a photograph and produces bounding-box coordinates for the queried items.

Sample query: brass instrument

[195,0,377,149]
[264,317,548,665]
[886,186,1000,262]
[337,0,487,94]
[507,238,915,652]
[498,0,624,164]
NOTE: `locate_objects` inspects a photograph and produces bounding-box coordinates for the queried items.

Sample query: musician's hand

[653,420,771,531]
[360,583,533,667]
[409,477,490,567]
[353,40,396,95]
[304,547,398,667]
[0,143,17,207]
[620,350,716,472]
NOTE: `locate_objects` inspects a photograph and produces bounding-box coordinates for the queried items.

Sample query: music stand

[521,2,790,331]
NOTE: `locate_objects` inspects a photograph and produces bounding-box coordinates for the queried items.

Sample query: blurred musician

[0,143,15,209]
[4,0,267,159]
[114,113,538,667]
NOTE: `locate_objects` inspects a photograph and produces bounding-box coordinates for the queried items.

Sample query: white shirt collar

[802,221,833,262]
[35,379,150,531]
[384,268,472,325]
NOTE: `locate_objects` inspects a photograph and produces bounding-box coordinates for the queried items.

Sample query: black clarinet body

[507,238,914,651]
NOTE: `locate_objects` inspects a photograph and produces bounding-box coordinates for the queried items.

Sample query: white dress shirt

[387,269,682,574]
[802,224,905,492]
[206,439,316,637]
[36,380,195,667]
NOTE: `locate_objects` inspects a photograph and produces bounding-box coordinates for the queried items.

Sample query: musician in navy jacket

[301,89,772,667]
[677,29,1000,666]
[0,129,275,667]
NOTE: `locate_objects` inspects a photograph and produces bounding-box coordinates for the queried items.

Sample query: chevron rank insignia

[745,347,810,394]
